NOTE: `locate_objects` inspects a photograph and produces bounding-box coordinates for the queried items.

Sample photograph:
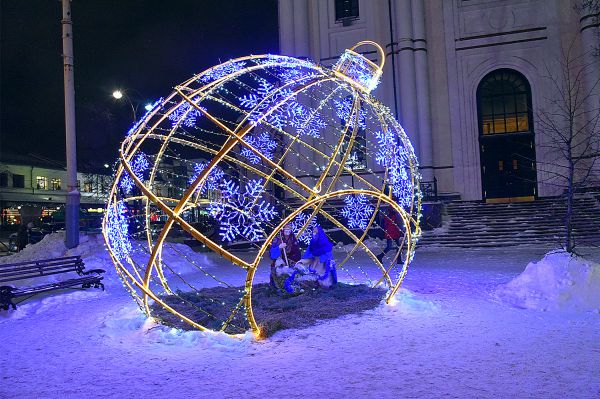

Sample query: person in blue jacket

[296,225,337,288]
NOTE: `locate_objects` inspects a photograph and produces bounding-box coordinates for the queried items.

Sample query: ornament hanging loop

[348,40,386,70]
[333,41,385,92]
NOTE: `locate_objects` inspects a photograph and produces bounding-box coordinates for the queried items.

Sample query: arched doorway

[477,69,537,202]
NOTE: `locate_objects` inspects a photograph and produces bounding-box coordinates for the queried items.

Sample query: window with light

[477,69,532,135]
[36,176,48,190]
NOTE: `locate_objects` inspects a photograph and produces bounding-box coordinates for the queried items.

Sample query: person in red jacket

[269,223,302,293]
[377,206,405,264]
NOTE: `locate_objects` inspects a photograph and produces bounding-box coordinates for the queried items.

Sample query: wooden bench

[0,256,105,310]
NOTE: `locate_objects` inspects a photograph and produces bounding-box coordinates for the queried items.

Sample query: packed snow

[1,232,599,398]
[495,250,600,312]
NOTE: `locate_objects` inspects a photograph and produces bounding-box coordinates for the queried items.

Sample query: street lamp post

[62,0,80,249]
[113,89,153,122]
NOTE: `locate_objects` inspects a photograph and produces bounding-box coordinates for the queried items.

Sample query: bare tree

[536,41,600,253]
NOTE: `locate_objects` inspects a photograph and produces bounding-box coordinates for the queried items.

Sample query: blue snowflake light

[289,105,327,138]
[374,129,413,208]
[120,152,150,195]
[277,67,320,85]
[168,101,205,128]
[199,61,247,83]
[106,201,132,261]
[278,68,306,84]
[240,132,277,164]
[333,96,367,129]
[341,194,374,229]
[238,77,307,129]
[290,212,317,245]
[209,179,277,242]
[188,162,224,194]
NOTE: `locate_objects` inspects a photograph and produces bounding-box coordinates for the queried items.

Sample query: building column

[411,0,434,181]
[394,0,420,158]
[579,6,600,182]
[580,6,600,105]
[278,0,295,56]
[293,0,310,58]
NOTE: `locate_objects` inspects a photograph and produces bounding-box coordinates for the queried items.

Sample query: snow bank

[0,231,216,317]
[0,231,71,264]
[376,288,440,315]
[0,232,116,287]
[99,304,254,350]
[1,232,215,282]
[157,241,215,276]
[495,250,600,312]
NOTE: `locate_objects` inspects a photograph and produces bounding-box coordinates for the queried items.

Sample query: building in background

[0,154,111,228]
[278,0,600,201]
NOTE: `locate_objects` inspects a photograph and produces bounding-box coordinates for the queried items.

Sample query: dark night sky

[0,0,279,169]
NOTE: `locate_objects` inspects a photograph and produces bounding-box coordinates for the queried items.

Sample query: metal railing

[420,177,438,201]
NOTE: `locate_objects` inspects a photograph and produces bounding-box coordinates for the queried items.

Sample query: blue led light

[341,194,374,229]
[106,200,132,261]
[188,162,224,194]
[333,96,367,130]
[120,152,150,195]
[240,132,277,164]
[374,129,413,208]
[199,61,247,83]
[208,178,278,242]
[127,97,164,137]
[290,212,317,245]
[167,101,205,128]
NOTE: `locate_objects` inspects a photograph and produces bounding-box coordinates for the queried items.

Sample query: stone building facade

[278,0,600,201]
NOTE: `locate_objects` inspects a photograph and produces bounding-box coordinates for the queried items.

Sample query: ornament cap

[333,41,385,92]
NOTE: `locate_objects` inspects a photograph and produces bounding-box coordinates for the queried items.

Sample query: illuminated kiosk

[103,41,421,338]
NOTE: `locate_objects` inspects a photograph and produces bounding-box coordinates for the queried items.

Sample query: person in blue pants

[295,225,337,288]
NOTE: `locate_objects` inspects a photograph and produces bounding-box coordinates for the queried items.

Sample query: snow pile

[495,250,600,312]
[0,231,111,267]
[0,232,116,288]
[0,231,71,264]
[377,288,440,315]
[99,304,254,350]
[0,231,215,293]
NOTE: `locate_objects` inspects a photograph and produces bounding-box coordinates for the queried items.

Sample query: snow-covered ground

[1,233,599,398]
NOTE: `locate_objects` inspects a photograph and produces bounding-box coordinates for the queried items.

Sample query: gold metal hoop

[348,40,386,70]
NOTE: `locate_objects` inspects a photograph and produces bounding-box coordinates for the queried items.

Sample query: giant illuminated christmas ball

[103,41,421,337]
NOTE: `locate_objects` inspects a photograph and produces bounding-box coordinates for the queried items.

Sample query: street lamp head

[112,90,123,99]
[144,103,153,111]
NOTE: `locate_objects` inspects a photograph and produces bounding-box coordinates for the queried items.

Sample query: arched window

[477,69,532,135]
